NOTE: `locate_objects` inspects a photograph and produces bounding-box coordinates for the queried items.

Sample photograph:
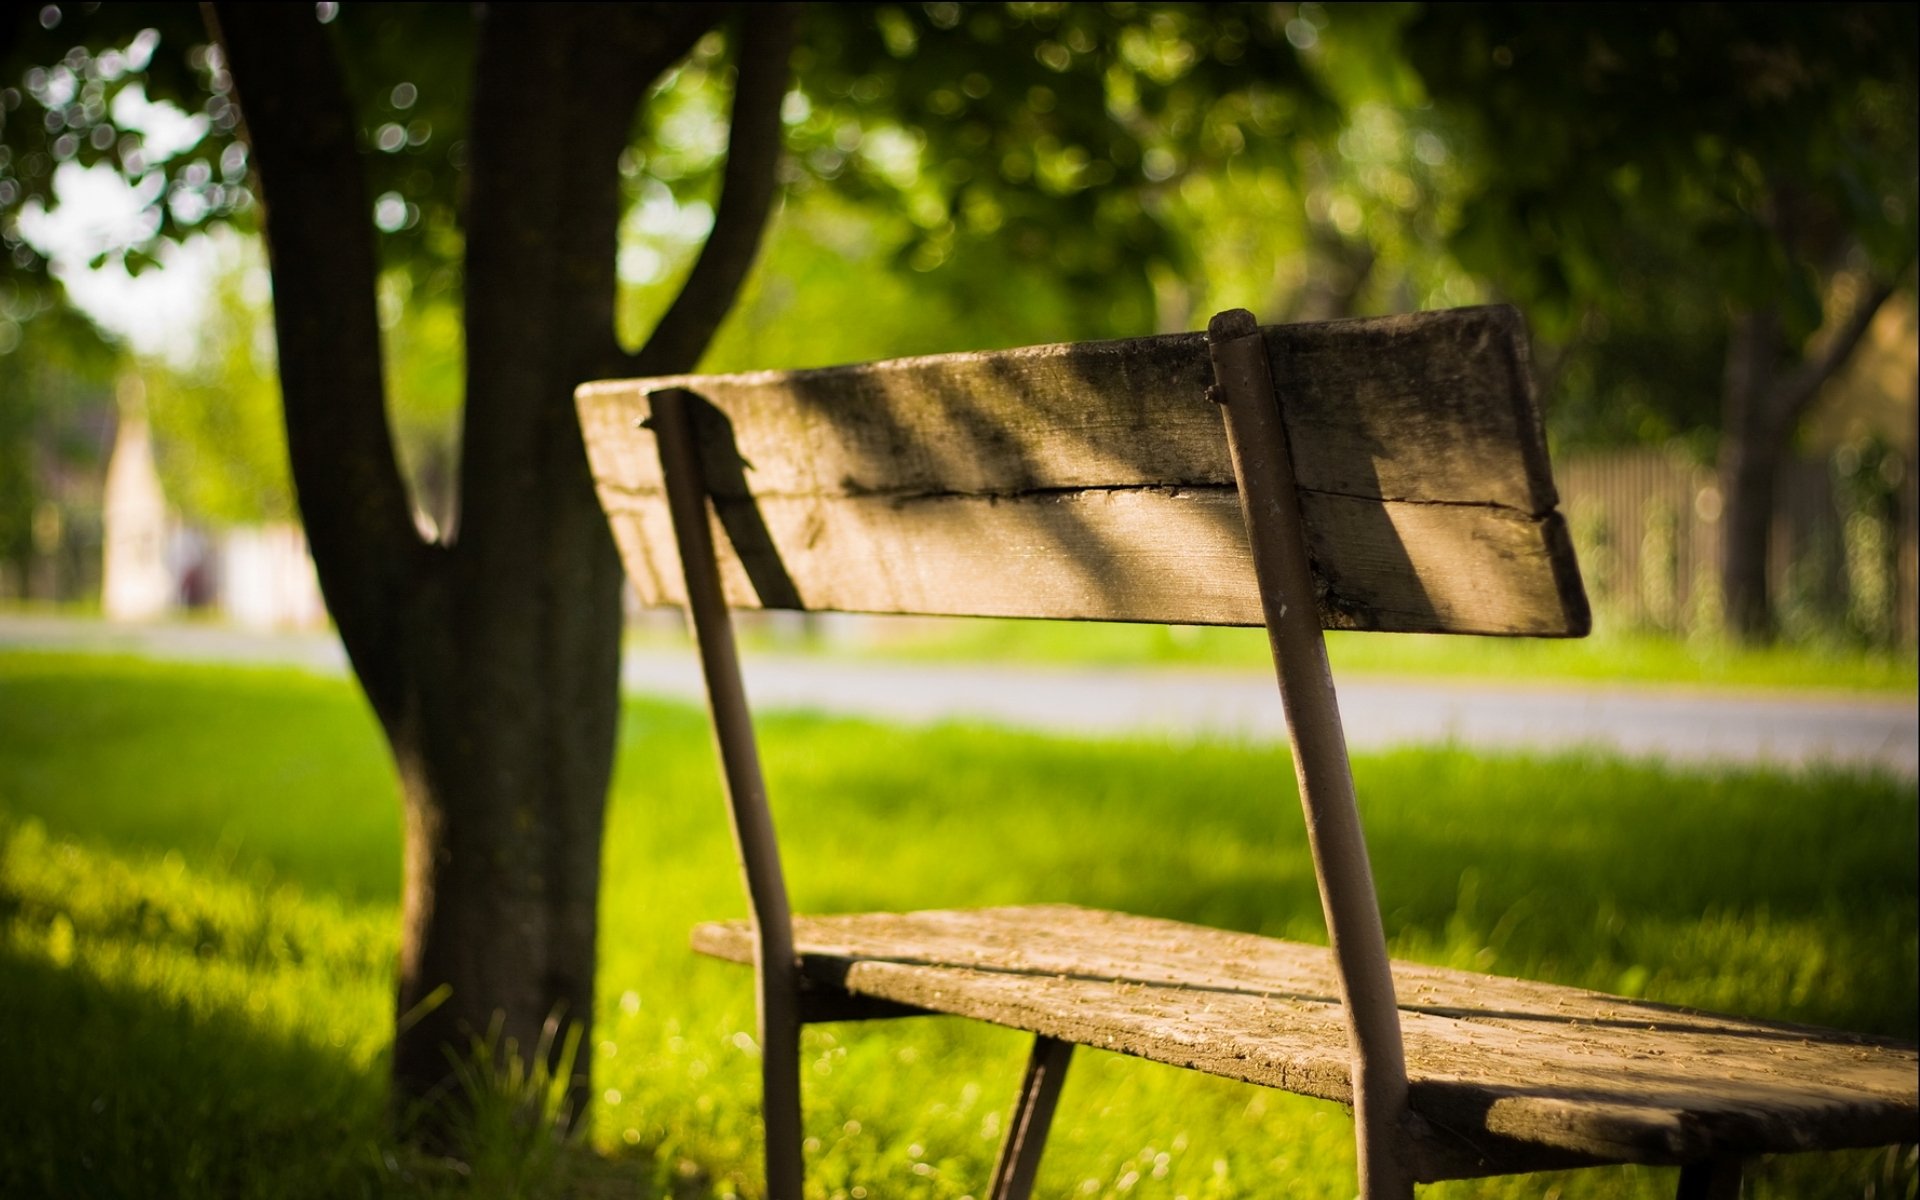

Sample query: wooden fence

[1557,449,1918,646]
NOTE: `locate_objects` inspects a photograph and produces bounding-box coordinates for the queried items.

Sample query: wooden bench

[577,307,1917,1200]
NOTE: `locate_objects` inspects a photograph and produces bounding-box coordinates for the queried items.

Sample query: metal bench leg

[656,388,808,1199]
[1209,313,1415,1200]
[761,993,803,1200]
[756,1006,802,1190]
[988,1036,1074,1200]
[1676,1157,1744,1200]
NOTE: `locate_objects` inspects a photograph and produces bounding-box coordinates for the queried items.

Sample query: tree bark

[210,0,792,1135]
[393,0,721,1125]
[1718,310,1785,641]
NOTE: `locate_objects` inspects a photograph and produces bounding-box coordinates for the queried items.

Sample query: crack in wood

[596,478,1554,521]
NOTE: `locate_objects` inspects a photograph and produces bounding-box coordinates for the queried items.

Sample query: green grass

[1,650,1915,1199]
[708,614,1920,694]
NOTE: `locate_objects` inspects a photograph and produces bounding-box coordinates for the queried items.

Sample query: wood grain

[577,306,1590,636]
[693,906,1919,1182]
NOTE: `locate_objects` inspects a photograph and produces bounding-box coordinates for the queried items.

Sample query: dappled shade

[577,306,1587,636]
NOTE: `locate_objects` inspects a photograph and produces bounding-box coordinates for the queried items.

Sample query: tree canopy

[1406,2,1918,447]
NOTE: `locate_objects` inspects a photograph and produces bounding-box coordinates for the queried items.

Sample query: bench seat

[694,904,1919,1183]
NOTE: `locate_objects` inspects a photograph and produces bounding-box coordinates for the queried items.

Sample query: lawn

[710,613,1920,695]
[0,650,1914,1199]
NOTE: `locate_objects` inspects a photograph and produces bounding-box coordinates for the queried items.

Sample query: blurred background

[2,3,1913,658]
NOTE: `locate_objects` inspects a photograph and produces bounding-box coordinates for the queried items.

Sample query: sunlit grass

[0,819,393,1196]
[1,651,1914,1198]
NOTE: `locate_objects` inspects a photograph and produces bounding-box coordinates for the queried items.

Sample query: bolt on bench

[577,307,1917,1200]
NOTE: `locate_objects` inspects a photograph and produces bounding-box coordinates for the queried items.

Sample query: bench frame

[621,310,1820,1200]
[646,310,1467,1197]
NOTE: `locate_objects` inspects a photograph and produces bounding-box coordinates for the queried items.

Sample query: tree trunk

[386,3,691,1120]
[1718,310,1785,642]
[210,0,787,1135]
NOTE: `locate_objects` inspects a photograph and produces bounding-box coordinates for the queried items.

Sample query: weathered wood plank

[692,906,1919,1181]
[579,307,1550,506]
[597,486,1580,634]
[576,306,1589,635]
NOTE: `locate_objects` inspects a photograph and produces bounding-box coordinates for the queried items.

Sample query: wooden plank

[691,906,1920,1182]
[597,486,1580,635]
[577,306,1590,636]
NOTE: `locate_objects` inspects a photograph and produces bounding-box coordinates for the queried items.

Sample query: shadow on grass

[0,940,389,1199]
[0,940,706,1190]
[0,795,709,1200]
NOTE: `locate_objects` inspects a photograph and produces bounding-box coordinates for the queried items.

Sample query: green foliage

[135,235,463,530]
[1409,5,1917,324]
[2,652,1914,1198]
[778,3,1473,335]
[0,292,117,575]
[140,233,291,525]
[323,4,473,286]
[1146,5,1484,326]
[1,6,251,277]
[621,4,1488,379]
[785,3,1336,312]
[0,4,472,284]
[2,4,476,531]
[1405,3,1920,445]
[9,3,1917,487]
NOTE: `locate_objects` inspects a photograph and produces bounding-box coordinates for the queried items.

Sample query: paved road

[3,613,1913,775]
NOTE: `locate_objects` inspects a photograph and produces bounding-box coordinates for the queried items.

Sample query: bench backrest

[578,306,1587,638]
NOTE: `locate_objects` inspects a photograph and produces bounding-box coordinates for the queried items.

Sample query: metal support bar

[988,1036,1075,1200]
[652,388,804,1200]
[1206,310,1414,1199]
[1676,1159,1745,1200]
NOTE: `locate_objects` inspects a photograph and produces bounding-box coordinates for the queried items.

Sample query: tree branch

[624,6,798,378]
[1764,261,1910,430]
[203,2,421,724]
